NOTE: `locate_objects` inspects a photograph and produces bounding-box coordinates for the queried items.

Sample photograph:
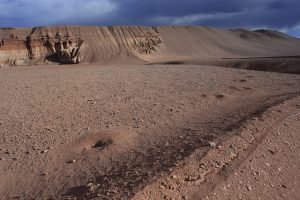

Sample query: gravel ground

[0,64,299,199]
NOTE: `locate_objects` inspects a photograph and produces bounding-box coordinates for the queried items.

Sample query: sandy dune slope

[1,26,300,70]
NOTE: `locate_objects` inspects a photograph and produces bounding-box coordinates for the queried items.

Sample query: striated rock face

[26,31,85,64]
[0,27,86,66]
[0,33,29,66]
[0,26,164,66]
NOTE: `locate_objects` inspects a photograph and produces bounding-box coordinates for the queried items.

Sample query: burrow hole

[91,139,113,150]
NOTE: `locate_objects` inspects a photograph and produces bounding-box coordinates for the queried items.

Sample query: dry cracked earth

[0,64,299,200]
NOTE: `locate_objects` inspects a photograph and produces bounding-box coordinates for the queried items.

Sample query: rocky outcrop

[26,31,85,64]
[0,27,85,66]
[0,33,29,66]
[131,35,162,55]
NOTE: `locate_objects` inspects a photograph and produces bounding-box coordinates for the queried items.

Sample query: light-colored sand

[0,64,299,199]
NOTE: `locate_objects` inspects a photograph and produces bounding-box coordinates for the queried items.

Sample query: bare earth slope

[0,64,299,199]
[1,26,300,72]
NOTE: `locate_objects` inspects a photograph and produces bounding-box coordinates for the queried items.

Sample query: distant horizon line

[0,24,298,38]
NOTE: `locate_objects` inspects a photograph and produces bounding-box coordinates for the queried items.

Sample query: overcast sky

[0,0,299,37]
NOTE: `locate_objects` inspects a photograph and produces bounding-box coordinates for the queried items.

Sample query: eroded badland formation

[1,26,300,73]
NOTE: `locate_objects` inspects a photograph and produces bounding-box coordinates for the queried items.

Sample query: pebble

[209,142,217,148]
[159,185,165,190]
[268,148,276,155]
[41,149,49,154]
[278,167,282,172]
[247,185,252,191]
[67,159,76,164]
[281,184,287,188]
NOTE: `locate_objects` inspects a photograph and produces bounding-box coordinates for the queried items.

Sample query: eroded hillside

[1,26,300,67]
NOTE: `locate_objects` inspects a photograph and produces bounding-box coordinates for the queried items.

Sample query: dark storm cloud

[0,0,300,37]
[108,0,300,28]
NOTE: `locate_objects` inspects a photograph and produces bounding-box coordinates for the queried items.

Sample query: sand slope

[1,26,300,67]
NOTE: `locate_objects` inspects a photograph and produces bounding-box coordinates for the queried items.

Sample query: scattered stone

[200,163,206,169]
[67,159,76,164]
[281,184,287,188]
[247,185,252,191]
[41,149,49,154]
[172,175,177,179]
[209,142,217,148]
[265,162,271,167]
[268,148,276,155]
[159,185,165,190]
[185,176,199,181]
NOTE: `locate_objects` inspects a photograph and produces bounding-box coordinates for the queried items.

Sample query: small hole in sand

[91,139,113,150]
[215,94,225,99]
